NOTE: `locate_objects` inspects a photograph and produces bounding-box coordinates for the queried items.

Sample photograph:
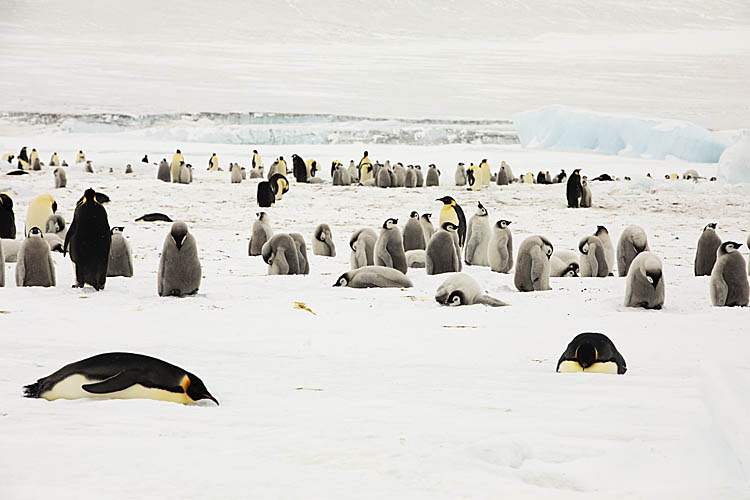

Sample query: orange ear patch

[180,375,191,392]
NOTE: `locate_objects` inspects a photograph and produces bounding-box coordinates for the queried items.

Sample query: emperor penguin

[514,235,553,292]
[425,222,461,275]
[435,273,509,307]
[617,225,650,277]
[0,235,4,286]
[466,163,481,191]
[250,165,264,179]
[292,154,308,183]
[178,162,192,184]
[557,333,627,374]
[349,228,377,269]
[84,160,94,173]
[290,233,309,274]
[277,156,288,175]
[694,223,721,276]
[710,241,749,307]
[141,154,149,164]
[15,227,56,287]
[23,352,218,405]
[550,250,580,277]
[748,234,750,276]
[420,213,435,243]
[523,172,534,184]
[403,211,426,251]
[241,167,246,180]
[414,165,424,187]
[76,150,86,164]
[257,181,275,208]
[248,212,273,256]
[158,221,200,296]
[578,235,609,277]
[358,151,373,183]
[157,158,171,182]
[252,149,263,170]
[45,214,67,240]
[496,163,509,186]
[170,149,184,182]
[375,218,408,274]
[377,164,392,188]
[406,249,426,268]
[269,173,289,202]
[454,162,467,186]
[594,226,615,275]
[312,223,336,257]
[64,188,111,290]
[17,147,29,169]
[334,266,413,288]
[580,178,592,207]
[465,202,491,266]
[3,153,15,164]
[393,163,406,187]
[25,194,58,237]
[624,251,665,309]
[261,233,300,275]
[30,149,41,170]
[107,227,133,277]
[437,196,466,253]
[479,159,491,186]
[267,159,280,179]
[425,164,440,187]
[50,152,59,167]
[404,165,417,188]
[208,153,219,171]
[347,160,358,184]
[0,192,17,239]
[230,163,242,183]
[566,169,582,208]
[488,219,513,273]
[125,164,133,174]
[536,171,545,184]
[554,169,567,184]
[53,168,67,188]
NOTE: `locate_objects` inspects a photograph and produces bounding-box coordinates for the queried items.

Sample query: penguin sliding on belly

[23,352,219,405]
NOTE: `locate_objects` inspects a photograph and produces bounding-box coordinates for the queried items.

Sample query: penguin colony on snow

[1,146,741,406]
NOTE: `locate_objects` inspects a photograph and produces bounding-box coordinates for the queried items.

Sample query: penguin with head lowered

[158,221,201,296]
[375,218,408,274]
[624,251,664,309]
[24,352,218,405]
[312,223,336,257]
[64,188,111,290]
[349,228,377,270]
[514,235,553,291]
[557,333,627,374]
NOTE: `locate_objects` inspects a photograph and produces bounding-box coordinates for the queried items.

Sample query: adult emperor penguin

[594,226,615,275]
[550,250,580,277]
[208,153,219,171]
[230,163,242,183]
[454,163,467,186]
[334,266,413,288]
[375,218,408,274]
[465,202,491,266]
[404,165,417,188]
[496,163,509,186]
[580,178,592,207]
[617,225,650,277]
[64,188,111,290]
[488,219,513,273]
[425,164,440,187]
[358,151,373,183]
[158,221,201,296]
[425,222,461,275]
[567,169,583,208]
[0,235,4,286]
[141,154,149,164]
[403,211,426,251]
[710,241,749,307]
[252,149,263,170]
[157,158,171,182]
[435,273,509,307]
[53,168,67,188]
[257,181,275,208]
[0,192,16,238]
[16,227,56,287]
[514,235,553,292]
[312,223,336,257]
[291,154,308,183]
[170,149,184,183]
[76,150,86,164]
[23,352,218,405]
[25,194,57,237]
[290,233,309,274]
[420,213,435,243]
[557,333,627,374]
[106,227,133,278]
[624,251,665,309]
[3,153,15,164]
[349,228,377,269]
[17,146,29,169]
[465,163,480,191]
[694,223,722,276]
[578,235,609,277]
[50,152,60,167]
[261,233,300,275]
[269,173,289,202]
[437,196,466,253]
[248,212,273,256]
[479,158,491,186]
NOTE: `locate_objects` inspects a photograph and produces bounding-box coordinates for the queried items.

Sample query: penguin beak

[204,393,219,406]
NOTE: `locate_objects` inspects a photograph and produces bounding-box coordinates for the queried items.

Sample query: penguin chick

[107,227,134,277]
[550,250,580,277]
[425,222,461,275]
[349,228,377,270]
[261,233,300,275]
[420,213,435,244]
[158,221,201,296]
[617,225,650,277]
[557,332,627,374]
[290,233,309,274]
[710,241,749,307]
[578,235,609,277]
[454,162,467,186]
[16,227,56,287]
[334,266,413,288]
[514,235,553,291]
[248,212,273,256]
[403,211,426,251]
[624,251,664,309]
[54,168,67,188]
[435,273,509,307]
[488,219,513,273]
[594,225,615,276]
[464,201,490,267]
[312,223,336,257]
[406,249,426,268]
[45,214,67,240]
[374,218,407,274]
[694,223,721,276]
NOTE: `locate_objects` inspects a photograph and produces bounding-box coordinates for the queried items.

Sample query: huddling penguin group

[2,145,742,407]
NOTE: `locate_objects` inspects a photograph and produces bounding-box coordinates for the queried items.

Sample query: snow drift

[717,132,750,184]
[513,106,729,162]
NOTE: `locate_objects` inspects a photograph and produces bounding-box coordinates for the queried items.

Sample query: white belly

[558,360,619,374]
[43,374,193,404]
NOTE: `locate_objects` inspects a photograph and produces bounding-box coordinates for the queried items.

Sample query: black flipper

[82,371,136,394]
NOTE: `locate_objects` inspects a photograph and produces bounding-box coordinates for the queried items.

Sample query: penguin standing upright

[107,227,133,277]
[25,194,57,237]
[694,223,722,276]
[249,212,273,256]
[252,150,263,170]
[257,182,275,208]
[425,164,440,187]
[420,213,435,243]
[290,233,310,274]
[578,235,609,277]
[292,154,308,183]
[170,149,184,183]
[403,211,426,251]
[557,333,627,374]
[17,147,29,170]
[454,163,467,186]
[580,178,592,207]
[349,228,377,270]
[488,219,513,273]
[358,151,373,183]
[208,153,219,171]
[54,168,67,188]
[30,149,41,170]
[414,165,424,187]
[76,150,86,164]
[178,162,192,184]
[230,163,242,183]
[437,196,466,254]
[312,224,336,257]
[158,221,201,296]
[496,163,509,186]
[269,173,289,202]
[0,192,16,239]
[710,241,749,307]
[624,251,665,309]
[514,235,553,292]
[63,188,111,290]
[617,225,650,277]
[425,222,461,275]
[465,202,491,267]
[479,159,491,186]
[566,169,582,208]
[594,226,615,276]
[0,234,4,286]
[16,227,56,287]
[23,352,218,405]
[157,158,171,182]
[49,152,59,167]
[141,154,149,164]
[465,163,480,191]
[374,218,407,274]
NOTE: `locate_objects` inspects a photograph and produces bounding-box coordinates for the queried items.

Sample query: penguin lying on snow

[135,213,173,222]
[557,333,627,374]
[23,352,218,405]
[435,273,509,307]
[334,266,413,288]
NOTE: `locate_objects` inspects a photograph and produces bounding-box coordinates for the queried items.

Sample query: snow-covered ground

[0,139,749,498]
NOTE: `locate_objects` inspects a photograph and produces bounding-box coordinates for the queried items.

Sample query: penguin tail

[477,295,510,307]
[23,382,42,398]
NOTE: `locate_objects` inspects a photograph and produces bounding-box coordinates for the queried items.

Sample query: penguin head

[704,223,717,231]
[111,226,124,235]
[497,220,511,229]
[720,241,742,255]
[253,149,258,154]
[176,149,181,154]
[291,154,297,159]
[642,260,662,287]
[573,169,581,176]
[540,237,554,259]
[415,165,422,170]
[578,237,591,255]
[333,272,352,287]
[664,174,670,179]
[383,218,398,229]
[256,211,267,221]
[436,196,455,206]
[446,290,467,306]
[564,263,580,277]
[0,193,13,209]
[442,222,458,232]
[170,221,190,250]
[28,226,43,237]
[595,225,608,236]
[574,343,598,369]
[410,211,419,219]
[458,162,464,166]
[183,373,219,405]
[422,213,432,222]
[476,202,487,216]
[363,151,368,157]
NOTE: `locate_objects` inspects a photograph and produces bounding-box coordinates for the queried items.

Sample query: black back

[257,181,275,207]
[292,155,307,183]
[566,171,582,208]
[64,188,111,290]
[0,193,16,239]
[556,332,627,374]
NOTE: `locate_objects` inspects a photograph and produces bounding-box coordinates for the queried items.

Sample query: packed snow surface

[0,136,748,499]
[514,106,730,163]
